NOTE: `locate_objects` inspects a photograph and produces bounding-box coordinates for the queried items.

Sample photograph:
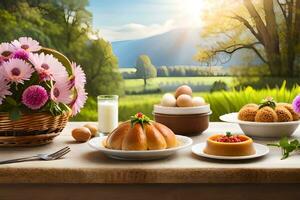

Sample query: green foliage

[78,39,124,96]
[268,137,300,159]
[73,82,300,122]
[0,0,124,99]
[135,55,157,87]
[124,77,233,93]
[157,66,169,77]
[210,80,228,92]
[155,66,225,77]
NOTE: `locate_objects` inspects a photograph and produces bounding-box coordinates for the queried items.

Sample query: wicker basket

[0,112,71,147]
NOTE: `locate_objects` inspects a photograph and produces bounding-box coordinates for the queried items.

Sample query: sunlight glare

[178,0,205,26]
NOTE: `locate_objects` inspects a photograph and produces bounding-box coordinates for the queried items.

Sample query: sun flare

[178,0,206,26]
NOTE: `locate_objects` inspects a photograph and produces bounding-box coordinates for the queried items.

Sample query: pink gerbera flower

[70,87,87,116]
[70,62,86,88]
[12,37,41,52]
[29,53,68,82]
[2,59,34,84]
[0,43,14,64]
[0,77,12,105]
[22,85,48,110]
[50,80,72,104]
[13,49,30,60]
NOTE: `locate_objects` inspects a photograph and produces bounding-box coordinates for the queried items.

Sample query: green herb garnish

[259,97,276,109]
[130,112,150,128]
[226,131,232,137]
[268,137,300,159]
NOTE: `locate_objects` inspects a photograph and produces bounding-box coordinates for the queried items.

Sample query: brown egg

[72,127,91,142]
[174,85,192,98]
[176,94,193,107]
[84,123,98,137]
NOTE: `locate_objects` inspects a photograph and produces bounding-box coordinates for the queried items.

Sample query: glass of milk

[97,95,118,136]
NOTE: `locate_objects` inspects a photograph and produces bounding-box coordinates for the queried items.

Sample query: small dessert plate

[88,135,193,160]
[220,113,300,138]
[192,142,269,160]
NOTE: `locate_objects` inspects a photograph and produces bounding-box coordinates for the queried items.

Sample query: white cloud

[95,14,203,42]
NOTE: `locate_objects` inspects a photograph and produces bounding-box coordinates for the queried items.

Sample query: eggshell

[176,94,193,107]
[192,97,206,107]
[161,93,176,107]
[72,127,91,142]
[84,123,98,137]
[175,85,192,98]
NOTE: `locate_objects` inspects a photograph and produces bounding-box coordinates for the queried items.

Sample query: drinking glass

[97,95,118,136]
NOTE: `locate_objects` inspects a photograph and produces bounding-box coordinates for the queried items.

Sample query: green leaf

[290,140,299,146]
[279,137,289,148]
[269,137,300,159]
[9,107,21,121]
[5,97,17,106]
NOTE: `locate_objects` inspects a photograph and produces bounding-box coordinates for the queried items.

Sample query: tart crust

[204,134,256,156]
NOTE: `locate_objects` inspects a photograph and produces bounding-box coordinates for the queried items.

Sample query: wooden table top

[0,122,300,184]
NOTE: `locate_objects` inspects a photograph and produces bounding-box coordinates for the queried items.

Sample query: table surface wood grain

[1,122,300,184]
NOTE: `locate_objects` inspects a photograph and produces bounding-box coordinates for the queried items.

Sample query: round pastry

[204,132,255,156]
[277,103,300,121]
[275,106,293,122]
[255,107,278,122]
[238,104,258,121]
[105,112,177,150]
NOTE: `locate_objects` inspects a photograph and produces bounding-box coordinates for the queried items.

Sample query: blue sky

[88,0,204,41]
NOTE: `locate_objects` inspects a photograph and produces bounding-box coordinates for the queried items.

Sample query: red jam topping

[213,132,247,143]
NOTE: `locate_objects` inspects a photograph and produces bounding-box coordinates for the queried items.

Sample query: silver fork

[0,146,71,165]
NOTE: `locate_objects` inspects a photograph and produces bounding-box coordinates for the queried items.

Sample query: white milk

[98,100,118,134]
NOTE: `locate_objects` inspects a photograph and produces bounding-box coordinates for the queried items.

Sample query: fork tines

[49,146,71,158]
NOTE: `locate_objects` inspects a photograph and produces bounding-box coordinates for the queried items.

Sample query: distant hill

[112,28,261,68]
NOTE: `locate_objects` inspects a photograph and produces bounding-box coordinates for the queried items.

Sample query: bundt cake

[105,112,177,150]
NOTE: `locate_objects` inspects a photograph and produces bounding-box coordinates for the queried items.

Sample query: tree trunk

[143,78,147,90]
[244,0,283,76]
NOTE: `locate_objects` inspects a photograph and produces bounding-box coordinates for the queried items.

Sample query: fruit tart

[204,132,255,156]
[105,112,177,150]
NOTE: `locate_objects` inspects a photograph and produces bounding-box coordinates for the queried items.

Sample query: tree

[79,39,124,96]
[157,66,169,77]
[135,55,157,88]
[195,0,300,77]
[0,0,124,96]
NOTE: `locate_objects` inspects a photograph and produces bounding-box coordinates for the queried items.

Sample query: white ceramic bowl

[153,104,211,115]
[220,113,300,138]
[88,135,193,160]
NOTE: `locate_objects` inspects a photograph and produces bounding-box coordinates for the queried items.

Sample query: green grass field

[124,76,234,92]
[72,82,300,122]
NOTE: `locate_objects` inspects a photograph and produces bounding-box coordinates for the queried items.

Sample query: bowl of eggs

[153,85,212,136]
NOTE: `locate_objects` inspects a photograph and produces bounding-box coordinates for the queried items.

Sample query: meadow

[72,82,300,122]
[124,76,233,93]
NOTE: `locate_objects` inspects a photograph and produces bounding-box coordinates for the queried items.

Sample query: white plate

[88,135,193,160]
[192,142,269,160]
[153,104,211,115]
[220,113,300,138]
